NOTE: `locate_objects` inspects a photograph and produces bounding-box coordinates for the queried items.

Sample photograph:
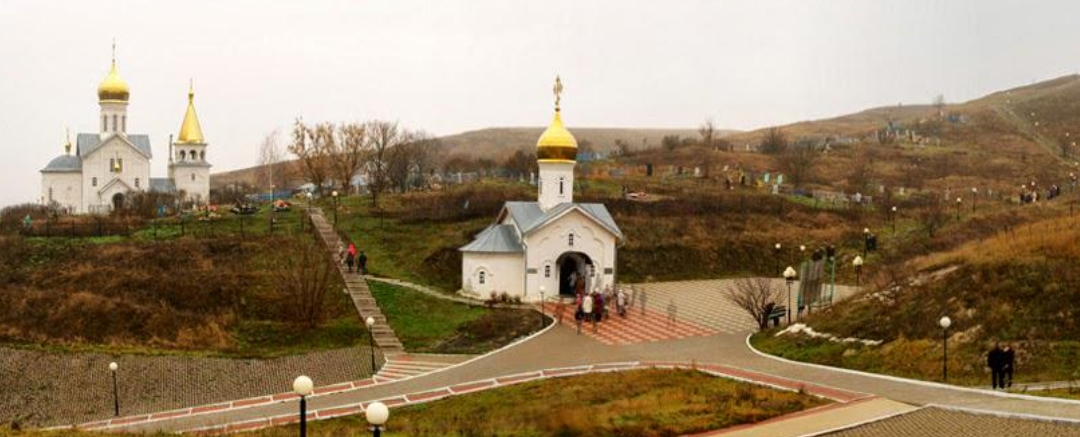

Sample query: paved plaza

[65,278,1080,436]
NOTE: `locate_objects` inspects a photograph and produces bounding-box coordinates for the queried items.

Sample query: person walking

[574,293,584,334]
[639,289,648,316]
[616,287,628,318]
[1002,343,1015,388]
[358,250,368,275]
[581,291,594,334]
[345,242,357,273]
[988,343,1005,389]
[666,299,678,327]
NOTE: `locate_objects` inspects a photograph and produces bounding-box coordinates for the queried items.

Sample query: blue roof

[77,133,153,159]
[501,201,623,241]
[150,178,176,193]
[41,154,82,172]
[460,224,524,253]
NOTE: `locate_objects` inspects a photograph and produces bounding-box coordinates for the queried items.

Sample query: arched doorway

[111,193,125,211]
[556,252,593,296]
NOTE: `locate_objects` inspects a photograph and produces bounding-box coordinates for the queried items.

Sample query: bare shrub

[271,236,336,328]
[726,277,783,330]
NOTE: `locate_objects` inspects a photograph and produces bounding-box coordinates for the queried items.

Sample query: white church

[460,78,624,302]
[40,53,211,214]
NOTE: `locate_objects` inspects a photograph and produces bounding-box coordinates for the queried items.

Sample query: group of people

[339,241,368,274]
[569,286,630,333]
[987,343,1015,390]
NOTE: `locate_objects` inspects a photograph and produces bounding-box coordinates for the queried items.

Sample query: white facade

[40,171,82,213]
[537,160,575,210]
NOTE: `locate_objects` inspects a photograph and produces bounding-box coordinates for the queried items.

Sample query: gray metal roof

[77,133,153,159]
[502,201,624,241]
[149,178,176,193]
[460,224,524,253]
[41,154,82,172]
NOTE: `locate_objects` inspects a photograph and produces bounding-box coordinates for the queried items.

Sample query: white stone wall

[41,172,83,213]
[81,136,151,212]
[523,209,617,301]
[170,142,210,203]
[537,160,575,211]
[99,102,128,135]
[461,252,525,299]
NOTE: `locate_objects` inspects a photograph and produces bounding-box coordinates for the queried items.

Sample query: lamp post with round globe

[782,266,797,324]
[366,401,390,437]
[853,256,864,287]
[955,197,962,221]
[366,317,377,372]
[293,375,314,437]
[939,316,952,383]
[890,206,898,233]
[539,285,547,328]
[971,187,978,213]
[863,228,871,256]
[331,190,339,229]
[109,362,119,417]
[773,243,782,276]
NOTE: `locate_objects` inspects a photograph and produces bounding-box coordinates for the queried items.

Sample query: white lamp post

[331,190,339,228]
[890,206,898,233]
[939,316,952,383]
[109,362,119,417]
[366,316,377,372]
[782,266,797,324]
[774,243,782,276]
[293,375,314,437]
[955,197,962,221]
[853,256,864,286]
[863,228,871,256]
[366,401,390,437]
[539,285,547,327]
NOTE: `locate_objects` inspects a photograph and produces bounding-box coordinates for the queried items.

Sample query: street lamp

[853,256,864,287]
[366,401,390,437]
[890,206,898,233]
[782,266,797,324]
[293,375,314,437]
[863,228,870,256]
[774,243,782,276]
[331,190,339,228]
[971,187,978,213]
[366,317,377,372]
[539,285,547,328]
[109,362,119,417]
[955,197,962,221]
[939,316,952,383]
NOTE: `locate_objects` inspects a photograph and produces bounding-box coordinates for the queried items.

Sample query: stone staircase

[308,208,405,356]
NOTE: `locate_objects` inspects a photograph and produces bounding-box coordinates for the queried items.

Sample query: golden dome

[536,110,577,161]
[177,83,204,143]
[97,61,130,102]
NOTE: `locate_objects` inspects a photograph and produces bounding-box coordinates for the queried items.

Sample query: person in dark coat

[357,251,368,275]
[988,343,1005,389]
[1002,344,1015,388]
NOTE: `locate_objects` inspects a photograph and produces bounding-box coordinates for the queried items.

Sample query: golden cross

[111,38,116,64]
[553,75,563,111]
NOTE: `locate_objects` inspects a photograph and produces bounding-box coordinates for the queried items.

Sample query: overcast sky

[2,0,1079,207]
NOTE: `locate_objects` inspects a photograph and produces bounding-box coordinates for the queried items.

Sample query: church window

[568,234,574,246]
[479,271,486,285]
[121,116,126,132]
[559,177,564,195]
[112,115,118,132]
[135,177,140,188]
[544,265,551,278]
[191,173,196,181]
[180,150,187,161]
[200,151,205,161]
[102,116,107,132]
[92,177,98,187]
[109,158,115,172]
[48,188,53,202]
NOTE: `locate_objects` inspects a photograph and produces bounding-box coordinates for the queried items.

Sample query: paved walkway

[76,278,1080,435]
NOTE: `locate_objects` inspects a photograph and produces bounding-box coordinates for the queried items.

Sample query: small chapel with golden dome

[460,77,624,302]
[40,48,211,213]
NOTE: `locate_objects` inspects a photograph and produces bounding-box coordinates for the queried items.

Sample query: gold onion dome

[97,61,130,102]
[177,83,204,143]
[536,76,577,161]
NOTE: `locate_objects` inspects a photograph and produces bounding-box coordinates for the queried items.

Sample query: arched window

[102,116,107,132]
[92,177,98,187]
[568,234,574,246]
[191,173,196,181]
[135,177,140,188]
[200,151,205,161]
[121,116,126,132]
[559,177,565,195]
[544,265,551,278]
[180,150,186,160]
[479,271,486,285]
[112,115,118,132]
[48,187,53,201]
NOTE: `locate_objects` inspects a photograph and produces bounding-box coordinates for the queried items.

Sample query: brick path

[374,354,474,384]
[820,407,1080,436]
[541,301,716,345]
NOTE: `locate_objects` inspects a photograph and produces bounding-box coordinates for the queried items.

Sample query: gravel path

[0,345,380,427]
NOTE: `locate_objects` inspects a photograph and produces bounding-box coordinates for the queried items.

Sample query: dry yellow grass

[914,213,1080,271]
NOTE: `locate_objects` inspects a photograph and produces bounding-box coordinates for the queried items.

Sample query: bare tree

[933,94,946,119]
[256,130,286,192]
[759,127,788,155]
[287,119,331,195]
[504,149,536,180]
[777,140,819,189]
[272,237,336,328]
[329,122,367,195]
[366,120,411,207]
[726,277,783,331]
[698,118,717,150]
[408,132,440,190]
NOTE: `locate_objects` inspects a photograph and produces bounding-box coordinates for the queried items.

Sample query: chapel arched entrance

[111,193,125,211]
[556,251,593,296]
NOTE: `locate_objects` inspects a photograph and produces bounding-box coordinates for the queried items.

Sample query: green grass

[368,281,486,351]
[230,316,366,358]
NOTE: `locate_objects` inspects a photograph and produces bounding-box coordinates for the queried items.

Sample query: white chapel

[460,77,624,302]
[40,52,211,214]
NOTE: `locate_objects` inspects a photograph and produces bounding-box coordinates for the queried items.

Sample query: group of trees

[284,119,439,207]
